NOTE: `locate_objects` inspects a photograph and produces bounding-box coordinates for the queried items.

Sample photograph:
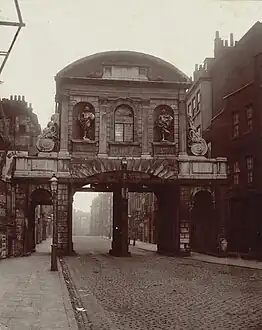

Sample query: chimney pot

[230,33,234,47]
[14,95,17,101]
[215,31,219,38]
[18,95,21,101]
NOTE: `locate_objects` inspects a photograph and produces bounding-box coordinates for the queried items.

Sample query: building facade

[187,21,262,257]
[72,208,91,235]
[0,50,227,259]
[89,192,157,244]
[0,96,52,259]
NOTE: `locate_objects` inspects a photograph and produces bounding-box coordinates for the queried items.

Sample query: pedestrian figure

[128,236,131,245]
[133,235,136,246]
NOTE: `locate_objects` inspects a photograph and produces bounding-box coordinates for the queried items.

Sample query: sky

[1,0,262,211]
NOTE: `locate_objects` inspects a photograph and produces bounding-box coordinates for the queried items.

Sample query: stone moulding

[69,158,178,181]
[178,156,227,180]
[11,155,227,181]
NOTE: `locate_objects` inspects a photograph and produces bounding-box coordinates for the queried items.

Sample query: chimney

[214,31,223,57]
[14,95,17,101]
[230,33,234,47]
[22,95,25,102]
[18,95,21,101]
[10,95,13,100]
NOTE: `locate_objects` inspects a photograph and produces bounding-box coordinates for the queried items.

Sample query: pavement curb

[58,260,78,329]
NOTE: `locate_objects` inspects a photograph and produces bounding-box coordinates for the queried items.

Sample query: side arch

[190,189,217,253]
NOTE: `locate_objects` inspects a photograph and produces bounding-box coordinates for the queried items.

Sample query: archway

[27,188,52,254]
[190,190,216,253]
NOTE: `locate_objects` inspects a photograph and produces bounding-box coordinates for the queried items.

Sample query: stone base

[109,249,131,257]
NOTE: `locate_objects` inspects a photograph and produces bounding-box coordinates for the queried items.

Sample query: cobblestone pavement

[64,235,262,330]
[0,239,77,330]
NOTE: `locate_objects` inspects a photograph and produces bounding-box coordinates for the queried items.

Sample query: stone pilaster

[179,186,191,255]
[98,103,108,157]
[156,185,180,256]
[141,103,150,158]
[178,98,188,156]
[58,94,70,158]
[67,185,75,254]
[109,186,130,257]
[57,183,69,255]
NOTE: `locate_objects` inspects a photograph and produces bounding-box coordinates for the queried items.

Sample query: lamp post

[50,173,58,271]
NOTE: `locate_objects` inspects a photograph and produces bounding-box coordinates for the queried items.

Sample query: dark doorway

[191,190,216,253]
[27,189,52,254]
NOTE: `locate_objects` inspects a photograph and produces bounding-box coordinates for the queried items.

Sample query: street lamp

[50,173,58,271]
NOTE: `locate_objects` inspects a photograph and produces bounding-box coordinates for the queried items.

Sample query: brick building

[89,191,157,244]
[0,96,51,259]
[72,208,91,235]
[90,193,113,238]
[187,21,262,257]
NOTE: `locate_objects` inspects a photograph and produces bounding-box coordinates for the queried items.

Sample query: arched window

[114,105,134,142]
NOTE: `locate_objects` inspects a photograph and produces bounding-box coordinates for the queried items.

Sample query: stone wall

[57,183,69,254]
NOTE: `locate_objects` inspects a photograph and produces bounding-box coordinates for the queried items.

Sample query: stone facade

[0,96,51,259]
[4,51,227,258]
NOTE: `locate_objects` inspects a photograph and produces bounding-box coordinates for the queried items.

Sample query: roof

[56,50,190,83]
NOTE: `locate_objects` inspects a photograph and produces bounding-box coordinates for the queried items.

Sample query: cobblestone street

[64,236,262,330]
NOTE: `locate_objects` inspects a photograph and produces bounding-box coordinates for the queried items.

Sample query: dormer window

[103,66,112,76]
[139,67,148,76]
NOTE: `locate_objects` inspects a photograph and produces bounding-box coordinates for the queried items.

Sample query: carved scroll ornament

[36,114,59,152]
[187,116,208,156]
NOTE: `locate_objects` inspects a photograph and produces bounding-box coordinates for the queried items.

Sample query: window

[103,66,112,75]
[196,91,201,112]
[246,106,253,132]
[139,67,147,76]
[192,98,196,115]
[233,161,240,185]
[114,105,134,142]
[232,112,240,138]
[188,103,192,116]
[19,124,27,134]
[246,156,254,184]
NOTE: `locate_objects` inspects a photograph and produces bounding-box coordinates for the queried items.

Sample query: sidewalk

[134,240,262,270]
[0,238,77,330]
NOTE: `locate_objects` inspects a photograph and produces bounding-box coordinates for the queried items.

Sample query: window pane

[115,123,124,142]
[124,123,133,142]
[115,106,133,123]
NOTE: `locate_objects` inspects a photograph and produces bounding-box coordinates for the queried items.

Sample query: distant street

[63,236,262,330]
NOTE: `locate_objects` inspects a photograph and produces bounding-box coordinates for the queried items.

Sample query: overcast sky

[1,0,262,211]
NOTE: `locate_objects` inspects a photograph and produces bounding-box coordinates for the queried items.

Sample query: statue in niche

[78,105,95,141]
[155,108,173,142]
[36,114,59,152]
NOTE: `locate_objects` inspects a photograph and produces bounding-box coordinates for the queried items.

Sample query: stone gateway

[3,51,227,258]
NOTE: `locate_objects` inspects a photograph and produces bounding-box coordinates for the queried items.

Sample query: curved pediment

[56,50,190,83]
